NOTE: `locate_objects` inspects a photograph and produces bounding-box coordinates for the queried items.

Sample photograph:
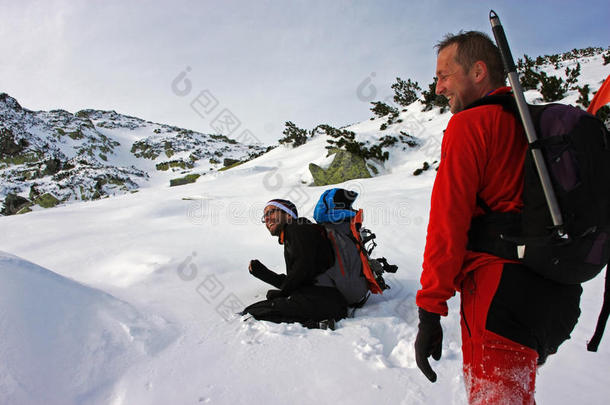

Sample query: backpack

[313,188,397,307]
[466,93,610,351]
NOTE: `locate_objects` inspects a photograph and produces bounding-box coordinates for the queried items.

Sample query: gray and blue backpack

[313,188,397,307]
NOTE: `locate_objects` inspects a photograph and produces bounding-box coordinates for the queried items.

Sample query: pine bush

[577,85,591,108]
[517,55,540,91]
[565,63,581,91]
[421,77,449,112]
[391,77,421,107]
[370,101,398,118]
[539,72,566,102]
[278,121,308,147]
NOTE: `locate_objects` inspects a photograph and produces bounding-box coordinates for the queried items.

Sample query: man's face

[435,43,479,114]
[262,206,289,236]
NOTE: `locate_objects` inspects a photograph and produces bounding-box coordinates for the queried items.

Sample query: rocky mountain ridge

[0,93,267,214]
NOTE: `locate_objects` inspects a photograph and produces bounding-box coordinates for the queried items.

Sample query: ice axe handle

[488,10,565,230]
[489,10,516,74]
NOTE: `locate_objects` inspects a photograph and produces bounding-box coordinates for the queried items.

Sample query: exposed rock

[309,149,372,186]
[1,193,31,215]
[156,160,194,171]
[16,204,33,215]
[223,158,240,167]
[170,174,201,187]
[34,193,60,208]
[219,160,245,171]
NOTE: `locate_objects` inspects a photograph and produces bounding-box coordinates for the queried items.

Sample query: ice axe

[489,10,565,238]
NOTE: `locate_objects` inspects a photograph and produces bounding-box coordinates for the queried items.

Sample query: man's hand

[249,259,264,273]
[414,307,443,382]
[266,289,287,300]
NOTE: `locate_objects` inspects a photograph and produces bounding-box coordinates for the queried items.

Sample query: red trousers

[460,264,538,405]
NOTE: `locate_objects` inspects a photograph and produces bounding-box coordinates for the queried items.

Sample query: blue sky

[1,0,608,144]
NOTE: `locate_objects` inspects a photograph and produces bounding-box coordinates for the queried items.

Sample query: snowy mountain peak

[0,93,268,214]
[0,92,23,111]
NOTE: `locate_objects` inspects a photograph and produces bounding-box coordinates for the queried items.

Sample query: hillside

[0,94,267,214]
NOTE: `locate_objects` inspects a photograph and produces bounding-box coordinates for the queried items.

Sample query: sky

[1,0,609,145]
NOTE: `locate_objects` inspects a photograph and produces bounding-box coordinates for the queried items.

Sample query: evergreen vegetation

[315,124,419,163]
[421,77,449,112]
[391,77,421,106]
[577,84,591,108]
[278,121,308,148]
[370,101,398,118]
[538,71,566,102]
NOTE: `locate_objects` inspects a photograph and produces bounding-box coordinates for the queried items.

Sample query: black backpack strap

[465,93,553,152]
[465,93,517,113]
[587,266,610,352]
[468,195,522,260]
[528,135,571,150]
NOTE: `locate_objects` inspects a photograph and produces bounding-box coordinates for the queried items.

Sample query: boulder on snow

[169,173,201,187]
[1,193,31,215]
[34,192,60,208]
[223,158,240,167]
[309,149,372,186]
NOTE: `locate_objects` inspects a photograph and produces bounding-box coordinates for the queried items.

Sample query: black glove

[266,289,287,300]
[249,260,286,289]
[249,259,268,274]
[414,307,443,382]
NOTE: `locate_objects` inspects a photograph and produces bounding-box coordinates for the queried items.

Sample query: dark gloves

[249,259,268,275]
[249,260,286,289]
[414,307,443,382]
[266,289,287,300]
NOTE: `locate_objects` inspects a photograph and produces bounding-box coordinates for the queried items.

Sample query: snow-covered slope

[0,50,608,405]
[0,252,176,405]
[0,94,267,211]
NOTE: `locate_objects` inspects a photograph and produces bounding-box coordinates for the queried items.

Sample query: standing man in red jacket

[414,31,581,404]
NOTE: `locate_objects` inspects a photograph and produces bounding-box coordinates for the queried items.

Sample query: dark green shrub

[517,55,540,91]
[391,77,421,106]
[278,121,308,147]
[596,106,610,130]
[0,128,29,158]
[413,161,431,176]
[421,77,449,112]
[539,72,566,102]
[577,85,591,108]
[370,101,398,118]
[565,63,581,91]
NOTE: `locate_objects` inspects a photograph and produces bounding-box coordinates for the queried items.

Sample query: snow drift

[0,252,176,405]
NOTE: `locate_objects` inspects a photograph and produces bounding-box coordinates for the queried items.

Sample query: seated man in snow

[242,198,347,329]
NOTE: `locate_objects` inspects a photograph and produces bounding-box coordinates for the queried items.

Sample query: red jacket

[416,87,527,316]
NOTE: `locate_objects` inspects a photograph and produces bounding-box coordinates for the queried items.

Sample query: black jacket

[251,218,334,296]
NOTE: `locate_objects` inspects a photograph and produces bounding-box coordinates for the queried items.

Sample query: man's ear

[471,61,488,84]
